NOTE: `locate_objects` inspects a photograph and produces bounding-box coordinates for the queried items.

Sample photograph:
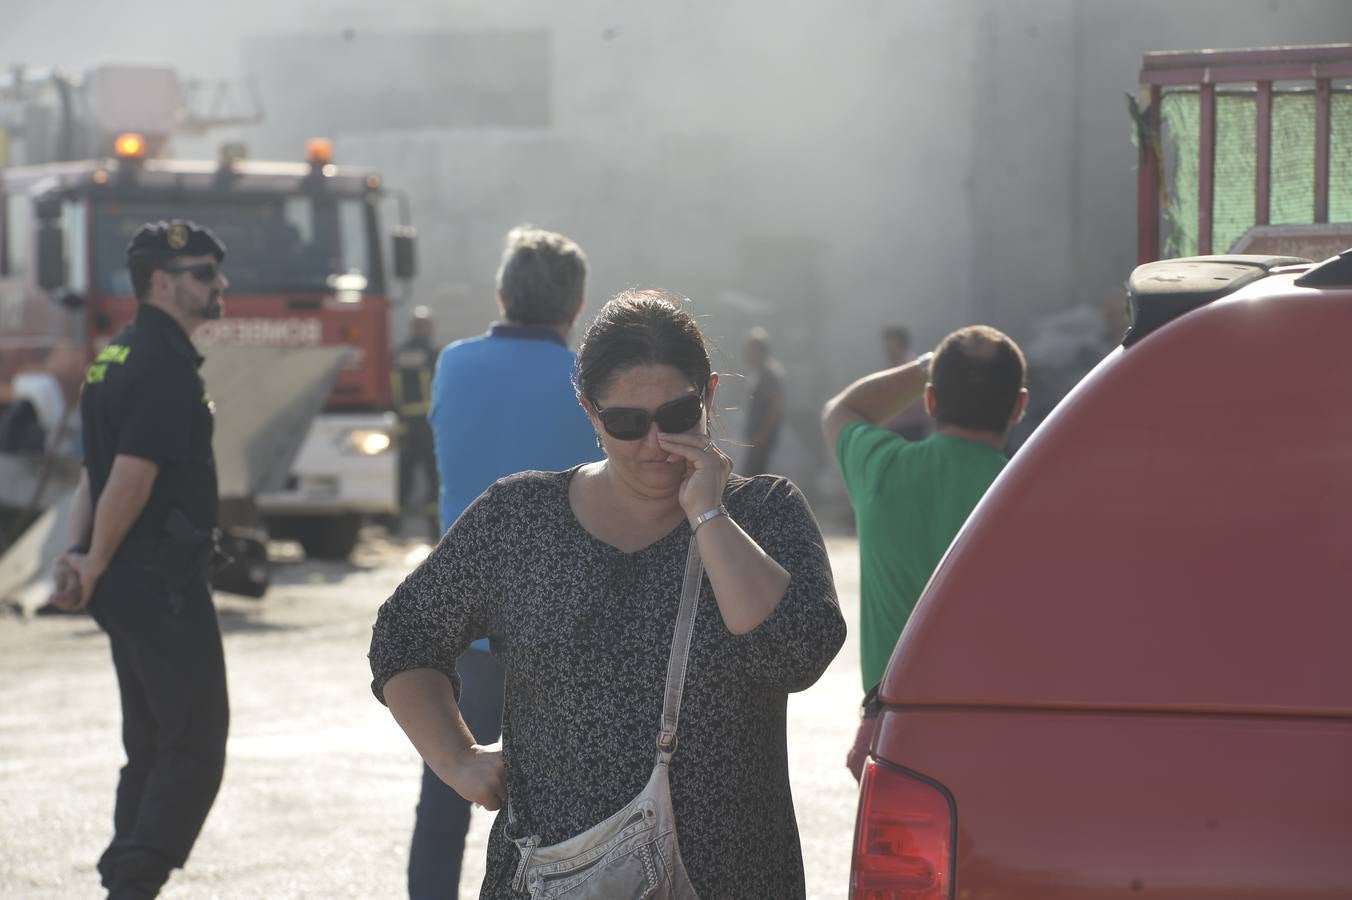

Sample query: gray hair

[495,225,588,326]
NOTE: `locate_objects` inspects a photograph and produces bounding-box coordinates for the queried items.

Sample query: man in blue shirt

[412,225,599,899]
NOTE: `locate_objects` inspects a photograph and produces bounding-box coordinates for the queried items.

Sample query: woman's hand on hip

[437,741,506,810]
[657,431,732,521]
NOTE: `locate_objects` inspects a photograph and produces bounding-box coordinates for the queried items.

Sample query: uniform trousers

[90,562,229,899]
[399,418,441,536]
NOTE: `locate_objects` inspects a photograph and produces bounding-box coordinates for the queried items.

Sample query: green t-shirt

[837,422,1007,692]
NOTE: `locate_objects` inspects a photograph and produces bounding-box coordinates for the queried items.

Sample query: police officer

[51,220,230,899]
[391,305,440,536]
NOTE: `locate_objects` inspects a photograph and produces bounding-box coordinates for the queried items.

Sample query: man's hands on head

[821,355,933,451]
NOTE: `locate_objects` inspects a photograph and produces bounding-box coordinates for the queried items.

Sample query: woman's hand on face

[657,431,732,521]
[437,741,506,810]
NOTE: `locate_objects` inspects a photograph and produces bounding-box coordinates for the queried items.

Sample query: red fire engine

[0,63,417,558]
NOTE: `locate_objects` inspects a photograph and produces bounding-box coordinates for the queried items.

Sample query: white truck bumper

[254,411,399,516]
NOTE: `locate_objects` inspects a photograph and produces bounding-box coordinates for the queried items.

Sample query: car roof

[884,269,1352,717]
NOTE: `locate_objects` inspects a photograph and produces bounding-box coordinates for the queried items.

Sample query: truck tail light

[850,760,954,900]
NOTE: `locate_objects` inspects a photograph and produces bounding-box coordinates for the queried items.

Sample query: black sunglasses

[161,262,220,284]
[591,391,705,441]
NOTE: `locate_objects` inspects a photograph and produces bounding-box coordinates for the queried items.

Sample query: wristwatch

[691,504,728,532]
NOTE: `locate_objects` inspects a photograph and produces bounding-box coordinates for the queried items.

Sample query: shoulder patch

[86,343,132,384]
[95,344,131,364]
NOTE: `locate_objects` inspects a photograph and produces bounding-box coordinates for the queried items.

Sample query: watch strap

[691,504,727,532]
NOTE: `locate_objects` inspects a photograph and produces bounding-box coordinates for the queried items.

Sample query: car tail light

[850,759,954,899]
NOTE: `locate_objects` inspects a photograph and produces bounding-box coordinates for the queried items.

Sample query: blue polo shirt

[430,324,599,653]
[429,322,599,533]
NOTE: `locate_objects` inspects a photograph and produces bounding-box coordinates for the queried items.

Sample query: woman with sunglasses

[370,289,845,898]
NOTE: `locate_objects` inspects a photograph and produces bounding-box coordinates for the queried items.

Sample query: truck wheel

[292,515,362,560]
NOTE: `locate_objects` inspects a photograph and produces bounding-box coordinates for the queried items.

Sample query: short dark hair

[929,325,1026,433]
[496,225,588,326]
[128,257,159,301]
[575,290,712,403]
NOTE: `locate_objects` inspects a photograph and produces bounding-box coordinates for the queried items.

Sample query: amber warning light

[306,138,334,166]
[114,133,146,159]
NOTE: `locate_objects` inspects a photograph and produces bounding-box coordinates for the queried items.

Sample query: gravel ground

[0,530,862,899]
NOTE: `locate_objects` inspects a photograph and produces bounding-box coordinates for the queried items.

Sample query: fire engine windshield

[90,196,383,296]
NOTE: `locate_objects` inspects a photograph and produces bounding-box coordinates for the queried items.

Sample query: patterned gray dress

[368,468,845,898]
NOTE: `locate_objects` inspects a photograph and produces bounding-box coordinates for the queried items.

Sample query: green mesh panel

[1160,91,1199,258]
[1214,94,1257,253]
[1157,86,1350,257]
[1270,93,1315,226]
[1332,92,1352,223]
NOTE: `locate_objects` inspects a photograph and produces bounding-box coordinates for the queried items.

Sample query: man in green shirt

[822,325,1028,780]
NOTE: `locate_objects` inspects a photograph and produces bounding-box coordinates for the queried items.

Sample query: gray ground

[0,530,863,900]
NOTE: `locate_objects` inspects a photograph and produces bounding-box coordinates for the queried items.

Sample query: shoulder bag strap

[656,535,704,762]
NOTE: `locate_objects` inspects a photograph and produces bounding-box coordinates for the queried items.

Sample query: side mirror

[392,226,417,281]
[37,222,67,291]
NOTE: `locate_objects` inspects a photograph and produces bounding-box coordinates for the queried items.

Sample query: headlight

[348,429,392,455]
[327,271,369,304]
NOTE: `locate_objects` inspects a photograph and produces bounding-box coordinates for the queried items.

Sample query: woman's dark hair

[575,290,712,403]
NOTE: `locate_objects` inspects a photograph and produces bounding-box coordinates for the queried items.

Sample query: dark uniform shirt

[80,303,218,563]
[392,336,438,419]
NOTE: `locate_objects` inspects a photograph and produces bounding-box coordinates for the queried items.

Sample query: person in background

[392,305,442,537]
[880,325,932,441]
[410,225,599,899]
[823,325,1028,781]
[741,327,785,475]
[0,342,86,455]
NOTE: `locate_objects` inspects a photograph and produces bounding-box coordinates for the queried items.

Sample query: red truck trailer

[1135,43,1352,263]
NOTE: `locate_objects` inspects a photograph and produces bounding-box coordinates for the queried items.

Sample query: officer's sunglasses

[590,391,705,441]
[161,262,220,284]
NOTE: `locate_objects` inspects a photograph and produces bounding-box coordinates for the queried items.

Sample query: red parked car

[850,252,1352,899]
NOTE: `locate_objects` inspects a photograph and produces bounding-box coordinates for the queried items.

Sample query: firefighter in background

[392,306,441,536]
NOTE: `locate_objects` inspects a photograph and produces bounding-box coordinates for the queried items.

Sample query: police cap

[126,219,226,265]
